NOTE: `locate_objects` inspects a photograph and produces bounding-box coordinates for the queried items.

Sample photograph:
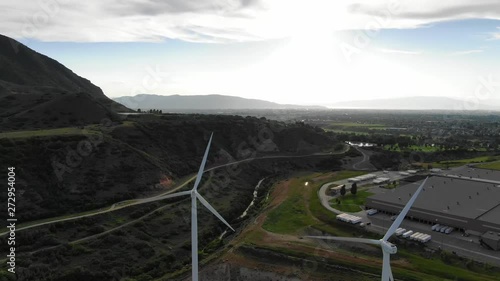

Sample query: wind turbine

[309,177,428,281]
[159,133,234,281]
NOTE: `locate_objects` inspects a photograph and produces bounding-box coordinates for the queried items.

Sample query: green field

[432,156,500,168]
[324,128,370,135]
[330,190,374,212]
[328,122,387,128]
[0,127,95,139]
[262,171,366,235]
[476,161,500,170]
[0,122,136,139]
[384,144,442,152]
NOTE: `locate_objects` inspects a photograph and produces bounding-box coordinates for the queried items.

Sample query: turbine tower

[159,133,234,281]
[309,177,428,281]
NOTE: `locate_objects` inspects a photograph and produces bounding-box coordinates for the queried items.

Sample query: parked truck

[402,230,414,238]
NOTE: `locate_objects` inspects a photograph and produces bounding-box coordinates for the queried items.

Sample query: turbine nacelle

[380,240,397,254]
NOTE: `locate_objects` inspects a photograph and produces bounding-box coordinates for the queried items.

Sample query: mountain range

[330,96,500,111]
[113,94,325,111]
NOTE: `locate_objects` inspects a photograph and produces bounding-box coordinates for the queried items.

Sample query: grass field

[0,122,136,139]
[330,190,373,212]
[384,144,442,152]
[431,156,500,168]
[476,161,500,170]
[328,122,387,128]
[0,127,95,139]
[262,171,366,235]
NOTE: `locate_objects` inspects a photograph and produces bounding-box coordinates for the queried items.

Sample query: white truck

[402,230,414,238]
[420,234,432,243]
[395,228,407,236]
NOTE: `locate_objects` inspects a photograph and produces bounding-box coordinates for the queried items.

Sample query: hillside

[0,114,343,280]
[0,114,337,222]
[114,94,325,111]
[0,34,131,130]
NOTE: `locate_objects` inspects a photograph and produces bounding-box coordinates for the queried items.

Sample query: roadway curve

[352,147,376,171]
[1,146,350,236]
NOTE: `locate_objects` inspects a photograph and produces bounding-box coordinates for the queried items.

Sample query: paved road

[0,148,350,236]
[368,213,500,266]
[352,147,376,170]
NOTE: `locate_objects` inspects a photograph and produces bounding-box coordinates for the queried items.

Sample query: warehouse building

[366,173,500,250]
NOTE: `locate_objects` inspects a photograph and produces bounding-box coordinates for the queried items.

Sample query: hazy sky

[1,0,500,105]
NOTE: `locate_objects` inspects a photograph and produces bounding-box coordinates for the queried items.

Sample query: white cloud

[378,48,422,55]
[449,49,484,56]
[487,27,500,40]
[1,0,500,43]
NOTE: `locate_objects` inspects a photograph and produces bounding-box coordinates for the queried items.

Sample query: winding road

[0,146,350,236]
[352,146,376,170]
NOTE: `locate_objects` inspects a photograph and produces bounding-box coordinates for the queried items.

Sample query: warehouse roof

[368,176,500,220]
[448,166,500,182]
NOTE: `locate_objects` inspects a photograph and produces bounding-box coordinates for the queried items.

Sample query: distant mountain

[114,94,325,111]
[0,34,131,130]
[330,96,499,111]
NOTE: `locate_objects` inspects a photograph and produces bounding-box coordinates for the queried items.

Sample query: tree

[137,108,141,113]
[350,183,357,195]
[340,185,346,196]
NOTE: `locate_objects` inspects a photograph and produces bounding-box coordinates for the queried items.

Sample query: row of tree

[137,109,162,114]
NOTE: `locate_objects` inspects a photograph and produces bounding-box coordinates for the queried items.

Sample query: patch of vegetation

[432,155,500,168]
[331,191,374,212]
[262,179,314,234]
[398,249,500,281]
[476,161,500,170]
[263,171,366,235]
[0,127,97,139]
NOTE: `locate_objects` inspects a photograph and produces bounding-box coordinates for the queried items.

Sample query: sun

[237,1,347,105]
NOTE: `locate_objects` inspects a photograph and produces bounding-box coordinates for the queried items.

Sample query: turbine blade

[193,133,213,191]
[382,251,393,281]
[196,192,235,231]
[383,177,428,241]
[191,192,199,281]
[307,236,381,245]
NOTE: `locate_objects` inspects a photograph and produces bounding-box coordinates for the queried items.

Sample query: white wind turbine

[309,177,428,281]
[160,133,234,281]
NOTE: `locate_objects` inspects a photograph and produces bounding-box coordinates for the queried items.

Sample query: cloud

[1,0,500,43]
[449,49,484,56]
[487,27,500,40]
[378,48,422,55]
[349,0,500,21]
